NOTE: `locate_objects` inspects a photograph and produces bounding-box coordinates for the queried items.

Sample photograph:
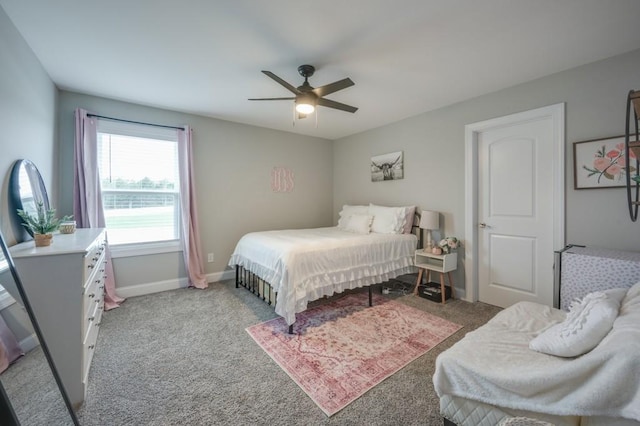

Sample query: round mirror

[8,160,50,242]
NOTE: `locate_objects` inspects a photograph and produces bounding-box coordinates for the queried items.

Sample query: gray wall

[57,92,334,289]
[334,48,640,296]
[0,6,58,245]
[0,6,56,341]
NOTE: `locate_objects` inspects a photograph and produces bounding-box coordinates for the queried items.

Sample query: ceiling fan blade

[316,97,358,113]
[312,78,354,97]
[248,97,295,101]
[262,71,300,95]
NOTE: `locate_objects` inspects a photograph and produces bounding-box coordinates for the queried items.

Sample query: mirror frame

[0,231,79,425]
[8,159,51,242]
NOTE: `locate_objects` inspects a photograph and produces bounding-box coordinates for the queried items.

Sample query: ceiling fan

[249,65,358,117]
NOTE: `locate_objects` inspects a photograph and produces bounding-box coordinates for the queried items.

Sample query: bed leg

[288,324,293,334]
[235,265,239,288]
[443,418,456,426]
[368,286,372,307]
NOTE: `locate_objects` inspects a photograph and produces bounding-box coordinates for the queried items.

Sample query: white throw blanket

[229,227,417,325]
[433,284,640,422]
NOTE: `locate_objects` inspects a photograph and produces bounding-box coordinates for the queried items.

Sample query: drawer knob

[87,264,94,269]
[88,344,95,350]
[88,293,95,298]
[88,316,95,321]
[95,322,101,326]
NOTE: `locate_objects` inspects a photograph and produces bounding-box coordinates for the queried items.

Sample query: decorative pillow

[337,205,369,229]
[401,206,416,234]
[369,204,406,234]
[341,214,373,234]
[529,288,627,357]
[339,204,369,217]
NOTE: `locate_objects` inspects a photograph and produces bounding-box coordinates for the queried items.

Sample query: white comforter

[228,227,417,325]
[433,283,640,422]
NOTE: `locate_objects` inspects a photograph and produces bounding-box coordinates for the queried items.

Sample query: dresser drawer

[83,237,106,284]
[82,303,101,385]
[83,283,104,342]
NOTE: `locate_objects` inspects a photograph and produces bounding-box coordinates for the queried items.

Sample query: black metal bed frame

[235,264,373,334]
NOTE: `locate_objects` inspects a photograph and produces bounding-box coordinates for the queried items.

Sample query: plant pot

[34,233,53,247]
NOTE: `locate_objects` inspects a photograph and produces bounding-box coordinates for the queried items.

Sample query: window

[97,120,180,248]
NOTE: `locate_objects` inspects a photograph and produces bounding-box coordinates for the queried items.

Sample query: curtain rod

[87,113,185,131]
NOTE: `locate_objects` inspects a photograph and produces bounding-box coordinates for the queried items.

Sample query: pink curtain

[178,126,208,289]
[0,315,22,373]
[73,108,125,310]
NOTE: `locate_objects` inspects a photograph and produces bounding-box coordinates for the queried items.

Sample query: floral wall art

[573,136,637,189]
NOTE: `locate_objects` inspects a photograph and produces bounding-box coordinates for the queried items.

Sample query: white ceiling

[2,0,640,140]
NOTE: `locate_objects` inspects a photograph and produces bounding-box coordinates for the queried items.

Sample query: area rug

[246,293,462,416]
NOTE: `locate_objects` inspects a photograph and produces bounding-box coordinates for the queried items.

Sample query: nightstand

[413,250,457,303]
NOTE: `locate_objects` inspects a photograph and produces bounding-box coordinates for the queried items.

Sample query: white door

[465,104,564,308]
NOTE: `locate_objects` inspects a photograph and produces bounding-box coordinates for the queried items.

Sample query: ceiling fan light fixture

[295,102,315,115]
[295,93,316,114]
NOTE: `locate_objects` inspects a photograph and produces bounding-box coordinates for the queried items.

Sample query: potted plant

[16,201,73,247]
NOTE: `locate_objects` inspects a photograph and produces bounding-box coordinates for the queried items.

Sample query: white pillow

[529,288,627,357]
[337,205,370,229]
[369,204,406,234]
[339,204,369,217]
[341,214,373,234]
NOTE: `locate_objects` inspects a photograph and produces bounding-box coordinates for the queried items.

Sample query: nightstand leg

[447,272,456,300]
[414,269,424,295]
[439,273,446,304]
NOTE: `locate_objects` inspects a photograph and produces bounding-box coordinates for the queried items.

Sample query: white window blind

[97,120,180,246]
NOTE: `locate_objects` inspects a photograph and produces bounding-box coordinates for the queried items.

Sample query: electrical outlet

[207,253,214,263]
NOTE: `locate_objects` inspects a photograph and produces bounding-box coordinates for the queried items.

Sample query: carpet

[246,293,462,416]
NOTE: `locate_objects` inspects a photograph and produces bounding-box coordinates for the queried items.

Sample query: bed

[228,204,419,331]
[433,281,640,426]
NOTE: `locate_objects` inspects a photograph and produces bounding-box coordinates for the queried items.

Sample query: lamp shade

[419,210,439,230]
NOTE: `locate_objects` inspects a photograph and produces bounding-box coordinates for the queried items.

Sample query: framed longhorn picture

[371,151,404,182]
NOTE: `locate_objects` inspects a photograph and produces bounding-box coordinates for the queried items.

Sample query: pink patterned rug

[246,293,462,416]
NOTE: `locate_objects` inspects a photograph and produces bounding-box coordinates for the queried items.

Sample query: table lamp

[419,210,439,250]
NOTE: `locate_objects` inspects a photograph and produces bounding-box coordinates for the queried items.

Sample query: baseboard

[19,333,39,353]
[115,277,188,298]
[456,288,467,301]
[206,269,235,283]
[115,269,235,299]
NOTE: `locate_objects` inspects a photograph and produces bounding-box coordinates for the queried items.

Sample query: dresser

[10,228,107,407]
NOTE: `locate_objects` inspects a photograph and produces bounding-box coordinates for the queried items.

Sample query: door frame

[464,103,565,302]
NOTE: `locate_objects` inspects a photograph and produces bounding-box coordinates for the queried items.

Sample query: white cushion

[337,205,370,229]
[529,288,627,357]
[368,204,406,234]
[340,214,373,234]
[338,204,369,217]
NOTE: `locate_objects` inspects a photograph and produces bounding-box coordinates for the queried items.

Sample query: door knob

[479,223,487,228]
